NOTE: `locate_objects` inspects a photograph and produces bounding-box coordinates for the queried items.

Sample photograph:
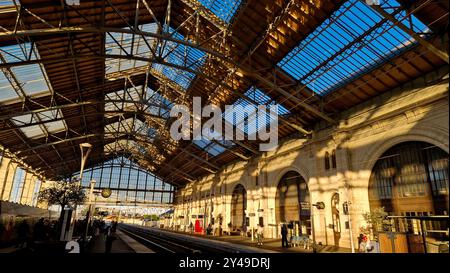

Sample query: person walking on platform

[105,226,116,253]
[256,224,264,246]
[281,223,289,248]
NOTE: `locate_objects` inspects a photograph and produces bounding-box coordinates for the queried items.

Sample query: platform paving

[151,228,353,253]
[88,232,135,253]
[115,230,154,253]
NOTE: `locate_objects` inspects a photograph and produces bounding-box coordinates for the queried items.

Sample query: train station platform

[158,228,352,253]
[119,224,352,253]
[88,230,153,253]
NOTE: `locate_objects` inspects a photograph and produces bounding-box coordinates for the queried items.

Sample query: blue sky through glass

[153,27,206,89]
[105,23,158,74]
[278,0,431,96]
[0,43,52,103]
[223,87,289,136]
[76,156,174,204]
[193,87,289,156]
[198,0,241,23]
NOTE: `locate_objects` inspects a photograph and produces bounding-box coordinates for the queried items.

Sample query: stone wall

[173,66,449,249]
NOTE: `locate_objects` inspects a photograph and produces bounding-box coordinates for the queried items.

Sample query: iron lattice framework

[0,0,448,189]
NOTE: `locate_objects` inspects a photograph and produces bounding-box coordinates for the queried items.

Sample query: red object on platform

[195,219,204,233]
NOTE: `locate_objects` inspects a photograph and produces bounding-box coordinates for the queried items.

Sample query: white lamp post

[83,179,96,240]
[67,143,92,241]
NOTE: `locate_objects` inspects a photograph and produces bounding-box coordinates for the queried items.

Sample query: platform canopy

[0,0,448,188]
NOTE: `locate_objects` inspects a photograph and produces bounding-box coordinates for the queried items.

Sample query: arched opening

[369,141,449,251]
[369,141,449,215]
[231,184,247,232]
[276,171,311,235]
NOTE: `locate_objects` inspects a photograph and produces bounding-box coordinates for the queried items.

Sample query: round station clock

[101,188,112,198]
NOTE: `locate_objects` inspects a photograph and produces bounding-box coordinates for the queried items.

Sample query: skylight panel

[0,73,17,101]
[0,43,52,103]
[152,27,206,89]
[105,23,158,75]
[145,87,173,118]
[193,130,233,157]
[278,0,431,96]
[11,109,66,139]
[198,0,241,23]
[0,0,14,6]
[105,86,143,117]
[223,87,289,136]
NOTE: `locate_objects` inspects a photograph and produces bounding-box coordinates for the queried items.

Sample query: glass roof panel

[278,0,431,96]
[198,0,242,23]
[152,27,206,89]
[11,109,66,139]
[105,23,158,75]
[193,129,234,157]
[74,156,174,204]
[223,87,289,136]
[0,43,52,103]
[0,1,14,6]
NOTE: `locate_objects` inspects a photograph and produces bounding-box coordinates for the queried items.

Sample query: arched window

[31,179,42,206]
[231,184,247,231]
[369,141,449,216]
[276,171,311,235]
[331,150,337,169]
[325,152,330,170]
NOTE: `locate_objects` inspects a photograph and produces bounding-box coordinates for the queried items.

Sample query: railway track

[118,224,231,253]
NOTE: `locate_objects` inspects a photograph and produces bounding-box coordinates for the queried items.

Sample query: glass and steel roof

[278,0,431,96]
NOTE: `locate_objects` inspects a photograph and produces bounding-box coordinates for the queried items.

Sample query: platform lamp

[67,143,92,241]
[83,179,96,241]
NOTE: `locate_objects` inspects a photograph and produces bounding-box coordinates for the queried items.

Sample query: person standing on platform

[257,224,264,246]
[16,220,29,249]
[281,223,289,248]
[104,226,116,253]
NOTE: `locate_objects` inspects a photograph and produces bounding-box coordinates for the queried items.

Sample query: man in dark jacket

[281,224,288,248]
[16,220,29,248]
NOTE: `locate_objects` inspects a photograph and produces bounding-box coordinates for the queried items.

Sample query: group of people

[0,217,60,249]
[358,233,374,253]
[90,220,118,253]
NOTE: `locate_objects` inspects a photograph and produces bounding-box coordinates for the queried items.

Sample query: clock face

[101,188,112,198]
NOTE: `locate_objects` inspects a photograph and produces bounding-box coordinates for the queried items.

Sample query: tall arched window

[369,141,449,216]
[231,184,247,231]
[74,156,175,204]
[325,152,330,170]
[276,171,311,235]
[10,167,26,203]
[31,179,42,206]
[331,150,337,169]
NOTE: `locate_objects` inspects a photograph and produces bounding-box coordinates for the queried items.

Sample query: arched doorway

[276,171,311,235]
[369,141,449,251]
[369,141,449,216]
[231,184,247,232]
[331,193,341,246]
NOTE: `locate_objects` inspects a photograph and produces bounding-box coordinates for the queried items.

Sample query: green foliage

[38,179,86,209]
[362,207,391,234]
[143,214,159,221]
